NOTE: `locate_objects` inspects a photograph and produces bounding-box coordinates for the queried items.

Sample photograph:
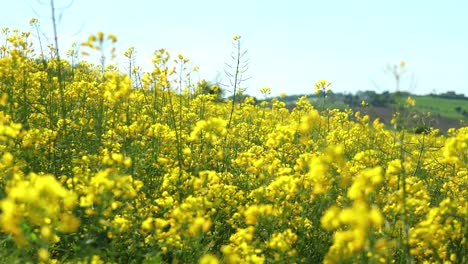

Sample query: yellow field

[0,30,466,263]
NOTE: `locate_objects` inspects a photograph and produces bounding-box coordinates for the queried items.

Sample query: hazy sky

[2,0,468,97]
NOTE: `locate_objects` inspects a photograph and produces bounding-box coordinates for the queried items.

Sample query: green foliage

[408,95,468,120]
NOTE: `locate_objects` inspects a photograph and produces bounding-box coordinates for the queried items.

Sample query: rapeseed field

[0,27,466,263]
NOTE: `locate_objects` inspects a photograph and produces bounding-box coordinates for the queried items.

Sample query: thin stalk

[413,133,426,176]
[398,131,411,262]
[227,40,241,129]
[50,0,66,120]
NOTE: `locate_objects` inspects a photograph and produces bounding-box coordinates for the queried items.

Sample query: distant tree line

[199,86,467,111]
[429,91,467,100]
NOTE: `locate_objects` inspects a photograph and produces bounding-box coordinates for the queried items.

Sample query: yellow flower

[58,214,81,233]
[268,229,298,251]
[2,152,13,166]
[88,34,96,43]
[38,248,50,262]
[211,84,219,93]
[199,254,220,264]
[29,18,39,26]
[260,86,271,96]
[314,79,332,95]
[90,255,105,264]
[406,96,416,106]
[97,31,104,42]
[369,207,383,228]
[108,33,118,43]
[244,204,273,225]
[189,216,212,235]
[321,206,341,230]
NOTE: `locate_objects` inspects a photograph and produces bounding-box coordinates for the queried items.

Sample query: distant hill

[261,91,468,132]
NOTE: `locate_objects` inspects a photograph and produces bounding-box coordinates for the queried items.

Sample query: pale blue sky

[2,0,468,97]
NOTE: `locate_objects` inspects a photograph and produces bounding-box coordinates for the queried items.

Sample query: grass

[411,95,468,120]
